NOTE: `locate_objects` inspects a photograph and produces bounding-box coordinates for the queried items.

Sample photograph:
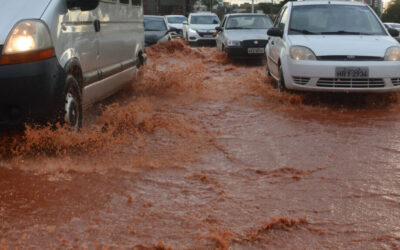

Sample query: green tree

[382,0,400,23]
[201,0,214,11]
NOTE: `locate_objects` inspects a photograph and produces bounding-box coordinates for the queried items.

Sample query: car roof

[144,15,165,19]
[292,0,365,6]
[227,13,267,17]
[189,12,217,16]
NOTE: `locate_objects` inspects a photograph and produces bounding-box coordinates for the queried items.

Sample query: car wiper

[321,31,366,35]
[289,28,319,34]
[227,27,245,30]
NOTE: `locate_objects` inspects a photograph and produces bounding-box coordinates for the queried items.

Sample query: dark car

[144,16,177,47]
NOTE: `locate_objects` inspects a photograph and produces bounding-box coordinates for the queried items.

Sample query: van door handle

[94,20,101,32]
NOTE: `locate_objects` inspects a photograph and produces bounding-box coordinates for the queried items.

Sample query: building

[144,0,194,15]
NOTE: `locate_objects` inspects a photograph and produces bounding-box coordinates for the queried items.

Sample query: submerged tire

[277,64,287,92]
[60,75,83,131]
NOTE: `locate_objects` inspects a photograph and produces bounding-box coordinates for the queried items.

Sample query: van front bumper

[0,57,67,126]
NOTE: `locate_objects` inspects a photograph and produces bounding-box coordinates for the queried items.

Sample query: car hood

[288,35,397,57]
[168,23,184,30]
[0,0,50,44]
[190,24,219,32]
[225,29,269,41]
[145,31,167,43]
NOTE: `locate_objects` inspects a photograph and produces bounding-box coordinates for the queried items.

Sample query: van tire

[59,75,82,131]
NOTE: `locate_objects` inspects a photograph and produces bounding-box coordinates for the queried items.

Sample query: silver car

[215,14,273,59]
[385,23,400,42]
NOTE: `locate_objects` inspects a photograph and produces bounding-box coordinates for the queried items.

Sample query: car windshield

[167,16,187,24]
[390,24,400,29]
[289,5,386,35]
[190,15,220,25]
[144,18,167,31]
[226,15,273,30]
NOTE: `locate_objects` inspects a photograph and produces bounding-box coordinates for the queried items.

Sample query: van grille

[317,56,384,61]
[392,78,400,86]
[317,78,385,88]
[292,76,310,85]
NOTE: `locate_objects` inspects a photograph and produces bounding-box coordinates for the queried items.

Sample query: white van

[0,0,146,130]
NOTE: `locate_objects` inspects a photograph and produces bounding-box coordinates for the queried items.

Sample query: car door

[268,6,289,78]
[216,16,227,51]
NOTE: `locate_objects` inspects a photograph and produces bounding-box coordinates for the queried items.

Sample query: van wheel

[61,75,82,131]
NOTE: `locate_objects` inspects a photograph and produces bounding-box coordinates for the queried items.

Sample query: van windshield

[289,5,386,35]
[190,16,220,25]
[144,18,167,31]
[167,16,187,24]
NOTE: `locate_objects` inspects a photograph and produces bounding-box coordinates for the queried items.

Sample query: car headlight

[188,28,197,33]
[384,46,400,61]
[227,40,241,47]
[289,46,316,61]
[0,20,54,65]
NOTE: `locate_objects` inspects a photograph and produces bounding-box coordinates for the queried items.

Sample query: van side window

[132,0,141,6]
[101,0,117,3]
[120,0,129,4]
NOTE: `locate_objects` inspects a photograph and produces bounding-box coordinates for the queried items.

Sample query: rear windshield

[289,5,386,35]
[144,18,167,31]
[226,15,273,30]
[190,15,220,25]
[167,16,187,24]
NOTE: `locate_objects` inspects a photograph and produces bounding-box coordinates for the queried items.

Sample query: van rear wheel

[60,75,82,131]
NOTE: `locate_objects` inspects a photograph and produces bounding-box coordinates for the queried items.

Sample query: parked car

[384,23,400,42]
[144,15,177,47]
[0,0,146,130]
[165,15,187,38]
[183,12,220,45]
[215,13,273,59]
[266,0,400,92]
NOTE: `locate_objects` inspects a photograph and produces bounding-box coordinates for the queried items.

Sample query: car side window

[132,0,141,6]
[120,0,129,4]
[278,7,289,31]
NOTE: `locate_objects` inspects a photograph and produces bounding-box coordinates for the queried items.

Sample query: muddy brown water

[0,40,399,249]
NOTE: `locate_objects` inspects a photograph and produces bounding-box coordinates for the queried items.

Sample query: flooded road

[1,40,400,249]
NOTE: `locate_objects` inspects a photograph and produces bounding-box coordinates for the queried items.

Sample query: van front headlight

[384,46,400,61]
[0,20,55,65]
[290,46,316,61]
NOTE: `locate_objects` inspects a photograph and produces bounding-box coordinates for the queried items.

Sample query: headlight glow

[0,20,55,65]
[227,40,241,47]
[384,46,400,61]
[3,20,53,54]
[188,28,197,33]
[290,46,316,61]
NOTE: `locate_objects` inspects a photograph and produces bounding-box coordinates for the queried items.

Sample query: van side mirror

[67,0,100,11]
[167,28,179,34]
[183,21,188,25]
[215,27,223,32]
[388,28,399,37]
[267,27,283,38]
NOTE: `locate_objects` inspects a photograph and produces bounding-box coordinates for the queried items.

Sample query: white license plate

[248,48,265,54]
[336,67,369,78]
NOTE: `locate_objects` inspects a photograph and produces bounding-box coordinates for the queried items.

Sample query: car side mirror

[67,0,99,11]
[215,27,223,32]
[388,28,399,37]
[183,21,188,25]
[267,27,283,38]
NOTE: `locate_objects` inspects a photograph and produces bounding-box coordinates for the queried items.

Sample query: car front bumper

[188,30,216,43]
[0,57,66,126]
[282,57,400,93]
[225,46,266,58]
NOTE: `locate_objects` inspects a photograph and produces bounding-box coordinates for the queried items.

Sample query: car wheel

[61,75,82,132]
[277,64,287,92]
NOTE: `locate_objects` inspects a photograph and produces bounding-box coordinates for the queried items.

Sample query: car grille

[196,31,214,37]
[392,78,400,86]
[316,78,385,88]
[317,56,384,61]
[292,76,310,85]
[242,40,268,47]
